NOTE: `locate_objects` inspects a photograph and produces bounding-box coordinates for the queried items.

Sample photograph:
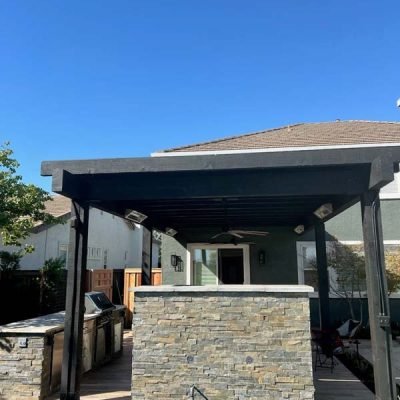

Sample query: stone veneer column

[131,285,314,400]
[0,335,51,399]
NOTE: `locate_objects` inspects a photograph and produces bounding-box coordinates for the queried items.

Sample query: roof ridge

[158,120,400,153]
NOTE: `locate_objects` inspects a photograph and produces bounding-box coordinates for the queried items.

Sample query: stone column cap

[132,284,314,293]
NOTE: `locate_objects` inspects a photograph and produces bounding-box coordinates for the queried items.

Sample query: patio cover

[42,145,400,400]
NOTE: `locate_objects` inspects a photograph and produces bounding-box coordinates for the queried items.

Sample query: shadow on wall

[0,337,13,353]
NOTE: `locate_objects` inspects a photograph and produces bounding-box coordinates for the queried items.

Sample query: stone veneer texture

[132,290,314,400]
[0,335,51,399]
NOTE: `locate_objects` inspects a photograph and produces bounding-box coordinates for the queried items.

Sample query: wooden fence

[123,268,162,327]
[86,269,113,300]
[0,270,67,325]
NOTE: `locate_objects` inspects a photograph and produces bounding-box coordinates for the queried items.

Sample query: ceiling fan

[210,228,269,240]
[209,199,269,242]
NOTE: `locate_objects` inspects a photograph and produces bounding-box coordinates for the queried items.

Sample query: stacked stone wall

[0,335,51,400]
[132,289,314,400]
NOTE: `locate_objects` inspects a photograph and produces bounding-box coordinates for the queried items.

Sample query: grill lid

[84,291,116,314]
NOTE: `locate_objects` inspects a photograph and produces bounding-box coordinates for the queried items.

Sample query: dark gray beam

[361,190,396,400]
[51,166,370,201]
[369,156,395,191]
[52,169,84,198]
[41,146,400,176]
[141,227,152,285]
[314,222,331,331]
[60,201,89,400]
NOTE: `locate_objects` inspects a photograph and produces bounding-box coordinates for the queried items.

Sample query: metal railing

[187,385,209,399]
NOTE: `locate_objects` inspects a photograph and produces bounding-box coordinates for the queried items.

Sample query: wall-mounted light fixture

[313,203,333,219]
[258,250,266,265]
[171,254,184,272]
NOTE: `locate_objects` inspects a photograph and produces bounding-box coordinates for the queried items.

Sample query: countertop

[0,305,126,335]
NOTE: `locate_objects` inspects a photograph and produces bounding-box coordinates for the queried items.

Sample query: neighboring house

[155,120,400,316]
[0,195,160,270]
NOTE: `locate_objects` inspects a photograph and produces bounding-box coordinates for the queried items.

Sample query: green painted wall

[160,199,400,285]
[249,228,299,284]
[161,234,187,285]
[161,228,300,285]
[326,199,400,241]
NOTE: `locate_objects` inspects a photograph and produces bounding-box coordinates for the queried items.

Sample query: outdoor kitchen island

[131,285,315,400]
[0,296,125,400]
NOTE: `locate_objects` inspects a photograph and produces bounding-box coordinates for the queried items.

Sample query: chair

[312,329,340,373]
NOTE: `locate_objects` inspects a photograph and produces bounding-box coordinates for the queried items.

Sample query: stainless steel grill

[84,291,116,315]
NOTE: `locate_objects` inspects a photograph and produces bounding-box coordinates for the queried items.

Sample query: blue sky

[1,1,399,191]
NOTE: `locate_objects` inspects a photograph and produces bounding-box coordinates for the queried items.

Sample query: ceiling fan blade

[211,232,225,239]
[231,230,269,236]
[228,231,244,238]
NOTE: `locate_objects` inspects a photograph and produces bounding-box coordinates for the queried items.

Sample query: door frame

[186,243,250,285]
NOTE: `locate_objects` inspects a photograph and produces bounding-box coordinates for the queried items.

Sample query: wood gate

[123,268,162,327]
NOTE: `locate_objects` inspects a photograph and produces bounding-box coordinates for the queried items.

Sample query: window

[87,247,102,260]
[58,243,68,267]
[297,242,318,290]
[297,240,400,296]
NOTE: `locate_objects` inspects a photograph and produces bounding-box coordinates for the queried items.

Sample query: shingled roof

[44,195,71,218]
[157,120,400,154]
[33,195,71,229]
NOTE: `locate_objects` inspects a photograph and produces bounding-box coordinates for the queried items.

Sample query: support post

[60,201,89,400]
[142,227,153,285]
[361,190,396,400]
[314,221,331,331]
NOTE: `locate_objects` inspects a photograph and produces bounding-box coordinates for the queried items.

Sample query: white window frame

[58,243,68,266]
[87,246,103,261]
[186,243,250,285]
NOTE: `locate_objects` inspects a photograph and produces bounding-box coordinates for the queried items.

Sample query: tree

[0,142,55,251]
[39,257,66,315]
[384,251,400,295]
[327,242,366,322]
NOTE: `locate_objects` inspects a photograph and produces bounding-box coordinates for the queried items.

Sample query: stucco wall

[0,208,144,270]
[301,199,400,242]
[132,286,314,400]
[161,234,187,285]
[161,228,299,285]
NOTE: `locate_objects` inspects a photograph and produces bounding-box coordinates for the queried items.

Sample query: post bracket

[378,315,391,328]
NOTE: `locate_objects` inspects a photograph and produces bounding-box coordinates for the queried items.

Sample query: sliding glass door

[193,249,218,285]
[188,244,250,285]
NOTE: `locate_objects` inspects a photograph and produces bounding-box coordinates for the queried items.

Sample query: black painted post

[361,190,396,400]
[141,227,153,285]
[60,201,89,400]
[314,221,331,331]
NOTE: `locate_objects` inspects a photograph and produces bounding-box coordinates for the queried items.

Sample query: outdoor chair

[337,319,362,353]
[312,329,341,373]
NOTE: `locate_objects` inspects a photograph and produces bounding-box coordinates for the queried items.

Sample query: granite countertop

[132,284,314,293]
[0,304,126,335]
[0,312,97,335]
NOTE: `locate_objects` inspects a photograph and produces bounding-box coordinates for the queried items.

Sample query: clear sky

[1,1,399,191]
